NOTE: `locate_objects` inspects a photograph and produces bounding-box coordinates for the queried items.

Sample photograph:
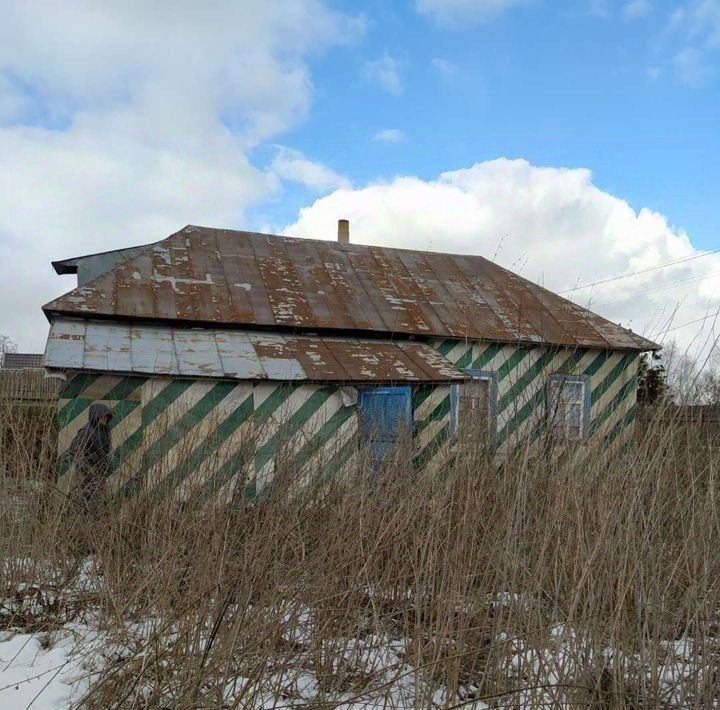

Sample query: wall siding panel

[413,341,640,462]
[56,341,640,501]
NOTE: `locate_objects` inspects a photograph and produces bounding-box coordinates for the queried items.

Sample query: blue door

[358,386,413,465]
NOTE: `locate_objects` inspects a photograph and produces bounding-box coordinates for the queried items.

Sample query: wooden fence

[636,404,720,443]
[0,369,61,403]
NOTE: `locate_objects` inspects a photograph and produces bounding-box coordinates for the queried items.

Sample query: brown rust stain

[43,226,657,351]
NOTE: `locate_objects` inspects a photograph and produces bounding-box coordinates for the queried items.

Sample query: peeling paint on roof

[45,319,468,383]
[44,225,659,350]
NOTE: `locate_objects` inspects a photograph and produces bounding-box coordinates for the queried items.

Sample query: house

[42,223,658,501]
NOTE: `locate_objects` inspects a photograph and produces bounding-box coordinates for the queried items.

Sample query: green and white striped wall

[56,339,639,500]
[57,376,358,503]
[413,339,640,470]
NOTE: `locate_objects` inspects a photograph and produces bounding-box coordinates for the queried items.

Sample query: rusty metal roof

[43,225,658,350]
[44,319,467,382]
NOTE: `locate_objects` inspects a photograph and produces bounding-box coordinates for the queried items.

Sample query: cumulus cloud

[417,0,529,26]
[363,55,402,95]
[373,128,405,144]
[285,159,720,352]
[0,1,363,348]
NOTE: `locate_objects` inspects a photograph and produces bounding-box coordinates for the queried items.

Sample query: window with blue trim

[547,375,591,440]
[358,386,413,465]
[451,370,497,436]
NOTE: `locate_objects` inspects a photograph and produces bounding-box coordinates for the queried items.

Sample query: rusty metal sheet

[250,333,308,380]
[216,229,273,325]
[427,253,513,341]
[364,247,435,335]
[115,250,154,320]
[43,225,658,350]
[521,280,608,349]
[44,320,468,382]
[394,250,473,337]
[316,338,415,381]
[316,240,388,331]
[484,264,572,346]
[397,341,470,380]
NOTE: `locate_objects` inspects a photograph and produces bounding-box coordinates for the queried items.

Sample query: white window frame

[547,374,591,440]
[450,369,498,436]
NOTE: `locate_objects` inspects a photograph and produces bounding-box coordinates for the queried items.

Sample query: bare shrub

[1,392,719,708]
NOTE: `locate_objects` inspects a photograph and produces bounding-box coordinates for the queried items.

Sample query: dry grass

[1,397,719,708]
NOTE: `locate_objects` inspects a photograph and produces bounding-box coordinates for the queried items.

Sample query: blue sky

[0,0,719,351]
[255,0,718,247]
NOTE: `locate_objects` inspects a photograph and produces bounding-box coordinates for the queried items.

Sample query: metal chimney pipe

[338,219,350,245]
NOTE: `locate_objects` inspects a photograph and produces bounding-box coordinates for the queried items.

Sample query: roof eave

[41,308,660,352]
[52,260,79,276]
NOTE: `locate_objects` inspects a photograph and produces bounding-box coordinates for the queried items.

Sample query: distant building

[2,353,45,370]
[43,223,658,501]
[0,352,58,403]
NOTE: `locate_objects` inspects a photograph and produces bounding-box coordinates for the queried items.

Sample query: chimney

[337,219,350,245]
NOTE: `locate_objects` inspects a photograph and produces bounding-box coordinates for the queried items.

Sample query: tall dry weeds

[1,394,719,708]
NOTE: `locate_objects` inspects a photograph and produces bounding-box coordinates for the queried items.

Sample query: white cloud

[416,0,529,25]
[647,65,662,80]
[363,55,402,95]
[269,146,350,190]
[373,129,406,144]
[285,159,720,353]
[622,0,652,19]
[0,1,363,348]
[669,0,720,85]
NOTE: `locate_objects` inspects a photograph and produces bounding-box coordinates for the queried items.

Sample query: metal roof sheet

[44,319,467,383]
[43,225,658,350]
[52,245,153,286]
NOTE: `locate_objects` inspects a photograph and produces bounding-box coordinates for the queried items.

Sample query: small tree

[0,334,18,368]
[637,351,668,406]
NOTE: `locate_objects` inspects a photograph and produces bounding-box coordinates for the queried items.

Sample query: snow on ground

[0,618,715,709]
[0,626,94,709]
[1,567,716,708]
[0,623,488,709]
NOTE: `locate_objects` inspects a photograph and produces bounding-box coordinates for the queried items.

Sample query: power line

[590,270,720,307]
[660,308,720,334]
[558,249,720,294]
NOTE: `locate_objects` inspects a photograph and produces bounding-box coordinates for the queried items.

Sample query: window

[451,370,497,436]
[547,375,590,440]
[358,386,413,467]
